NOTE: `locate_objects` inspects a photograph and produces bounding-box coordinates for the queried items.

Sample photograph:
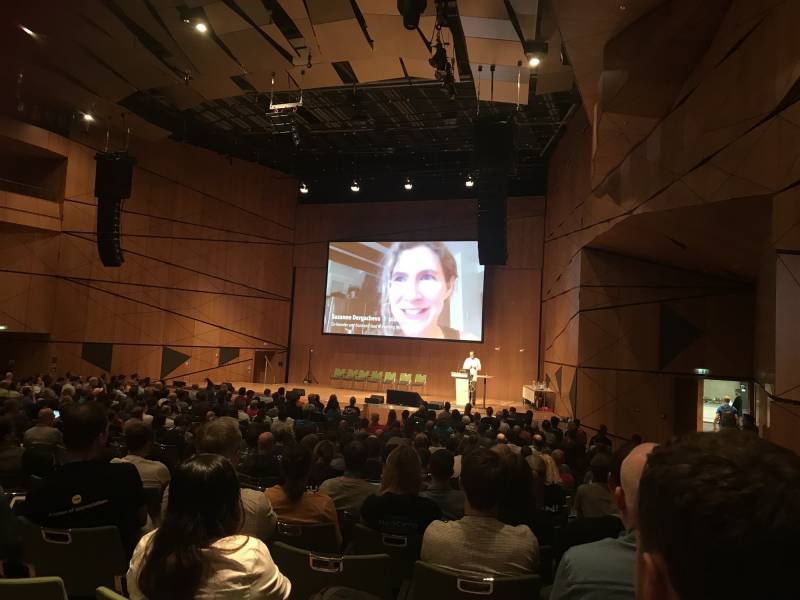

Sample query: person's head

[607,442,656,531]
[257,431,274,454]
[37,407,55,427]
[588,452,611,484]
[343,440,368,474]
[281,444,313,502]
[460,447,507,515]
[598,424,608,435]
[137,454,242,600]
[124,419,154,456]
[195,417,243,464]
[469,351,474,359]
[722,395,731,405]
[637,431,800,600]
[381,444,422,495]
[370,413,380,424]
[62,402,108,457]
[313,439,336,465]
[429,449,454,483]
[381,241,458,338]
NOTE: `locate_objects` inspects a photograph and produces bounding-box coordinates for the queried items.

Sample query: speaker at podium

[451,370,470,405]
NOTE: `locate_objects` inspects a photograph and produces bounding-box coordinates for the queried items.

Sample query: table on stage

[522,384,554,410]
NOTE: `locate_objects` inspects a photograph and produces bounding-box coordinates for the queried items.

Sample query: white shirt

[111,455,171,488]
[462,356,482,380]
[127,531,291,600]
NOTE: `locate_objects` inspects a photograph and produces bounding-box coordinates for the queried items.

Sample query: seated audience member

[422,447,539,576]
[637,431,800,600]
[111,419,171,489]
[24,402,146,555]
[589,424,612,449]
[169,416,277,542]
[128,454,291,600]
[574,454,618,518]
[551,448,575,490]
[308,440,343,488]
[240,432,282,481]
[361,444,441,535]
[366,413,384,435]
[550,443,656,600]
[0,416,23,478]
[342,397,360,420]
[319,440,377,512]
[267,444,342,546]
[420,449,465,520]
[23,408,63,447]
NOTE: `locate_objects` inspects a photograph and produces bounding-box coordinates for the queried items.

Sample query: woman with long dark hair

[127,454,290,600]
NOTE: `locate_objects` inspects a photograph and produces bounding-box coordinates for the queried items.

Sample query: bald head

[38,408,55,426]
[619,442,657,530]
[257,431,274,454]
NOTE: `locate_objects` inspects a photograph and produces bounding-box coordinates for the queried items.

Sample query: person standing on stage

[462,351,481,404]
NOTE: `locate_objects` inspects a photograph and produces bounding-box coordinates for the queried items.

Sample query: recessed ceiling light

[299,182,309,194]
[619,2,628,10]
[82,113,95,123]
[465,175,475,188]
[194,21,208,33]
[0,325,7,331]
[20,25,36,37]
[350,180,360,193]
[403,178,413,191]
[528,56,541,68]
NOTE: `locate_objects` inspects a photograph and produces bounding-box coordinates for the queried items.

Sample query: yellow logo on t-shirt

[71,494,82,505]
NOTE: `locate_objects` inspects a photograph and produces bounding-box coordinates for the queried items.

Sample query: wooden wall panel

[289,197,545,403]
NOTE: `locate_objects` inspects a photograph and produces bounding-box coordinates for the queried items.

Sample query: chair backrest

[142,485,163,527]
[96,586,127,600]
[383,372,397,384]
[409,561,542,600]
[369,370,383,382]
[272,541,393,600]
[337,509,361,547]
[274,521,340,554]
[0,576,68,600]
[350,523,422,583]
[17,518,127,597]
[344,369,356,379]
[398,373,412,385]
[332,368,344,378]
[355,370,369,381]
[413,374,427,385]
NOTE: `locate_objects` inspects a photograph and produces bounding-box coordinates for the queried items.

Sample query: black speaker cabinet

[365,395,385,404]
[94,152,134,268]
[96,196,124,267]
[386,389,423,407]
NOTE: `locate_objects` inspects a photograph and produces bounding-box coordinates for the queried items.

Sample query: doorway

[701,379,749,432]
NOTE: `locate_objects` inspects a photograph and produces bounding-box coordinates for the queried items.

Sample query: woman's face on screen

[388,245,453,338]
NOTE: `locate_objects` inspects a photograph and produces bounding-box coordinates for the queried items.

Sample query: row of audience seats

[330,369,427,390]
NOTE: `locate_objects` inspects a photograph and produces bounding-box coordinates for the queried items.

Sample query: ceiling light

[528,57,541,68]
[524,40,548,69]
[619,3,628,10]
[465,175,475,188]
[194,21,208,33]
[82,112,95,123]
[299,182,309,194]
[20,25,36,37]
[0,325,7,331]
[403,178,413,191]
[350,180,360,193]
[397,0,428,31]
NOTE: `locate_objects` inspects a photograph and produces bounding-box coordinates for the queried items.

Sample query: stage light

[194,21,208,33]
[299,182,309,194]
[350,180,360,193]
[524,40,548,69]
[404,178,413,191]
[82,112,95,123]
[465,175,475,188]
[20,25,36,37]
[397,0,427,31]
[528,57,540,68]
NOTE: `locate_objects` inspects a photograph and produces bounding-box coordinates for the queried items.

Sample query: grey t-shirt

[318,476,378,512]
[574,483,619,519]
[421,515,539,576]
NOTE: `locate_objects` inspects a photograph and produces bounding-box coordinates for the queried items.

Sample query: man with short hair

[637,431,800,600]
[574,454,618,518]
[713,396,737,431]
[240,432,282,480]
[23,408,63,447]
[111,419,170,488]
[318,440,377,511]
[420,449,465,519]
[550,443,656,600]
[162,416,277,541]
[23,402,146,555]
[422,447,539,576]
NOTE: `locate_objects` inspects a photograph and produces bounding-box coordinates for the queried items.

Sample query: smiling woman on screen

[380,242,473,340]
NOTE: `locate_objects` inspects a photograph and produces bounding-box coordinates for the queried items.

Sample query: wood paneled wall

[0,118,295,382]
[289,197,545,403]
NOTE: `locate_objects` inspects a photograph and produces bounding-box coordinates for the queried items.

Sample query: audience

[421,447,539,576]
[420,449,465,519]
[22,407,62,447]
[638,430,800,600]
[111,419,171,489]
[128,454,290,600]
[550,443,656,600]
[318,440,377,512]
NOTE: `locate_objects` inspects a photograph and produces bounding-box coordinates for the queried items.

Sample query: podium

[450,371,470,405]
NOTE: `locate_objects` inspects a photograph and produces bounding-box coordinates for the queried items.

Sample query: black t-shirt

[23,459,145,555]
[361,492,442,535]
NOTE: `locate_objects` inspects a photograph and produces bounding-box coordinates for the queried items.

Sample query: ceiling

[1,0,581,201]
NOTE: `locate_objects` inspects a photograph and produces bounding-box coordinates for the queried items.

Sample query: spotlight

[82,112,95,123]
[194,21,208,33]
[299,182,309,194]
[350,180,360,193]
[465,175,475,188]
[404,178,413,191]
[20,25,36,37]
[0,325,6,331]
[524,40,548,69]
[397,0,427,31]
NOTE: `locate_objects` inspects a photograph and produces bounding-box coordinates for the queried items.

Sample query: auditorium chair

[271,541,393,600]
[398,373,412,388]
[406,561,542,600]
[17,518,127,598]
[142,484,163,527]
[0,576,68,600]
[96,586,127,600]
[273,521,340,554]
[342,369,356,383]
[337,509,361,548]
[411,374,427,391]
[383,371,397,386]
[349,523,422,591]
[354,369,369,387]
[368,370,384,388]
[331,367,345,381]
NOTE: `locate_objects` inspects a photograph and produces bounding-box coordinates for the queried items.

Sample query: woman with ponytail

[127,454,290,600]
